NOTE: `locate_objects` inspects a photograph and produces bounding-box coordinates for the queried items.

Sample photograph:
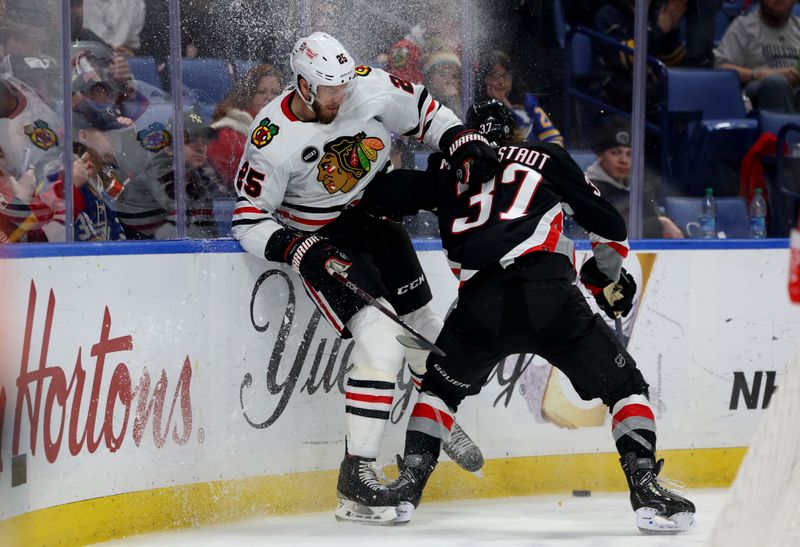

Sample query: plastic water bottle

[749,188,767,239]
[700,187,717,239]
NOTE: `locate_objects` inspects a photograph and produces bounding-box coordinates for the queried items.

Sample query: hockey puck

[572,489,591,497]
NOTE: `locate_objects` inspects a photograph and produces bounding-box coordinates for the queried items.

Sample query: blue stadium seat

[664,68,758,196]
[181,58,232,103]
[569,149,597,171]
[234,60,258,78]
[128,56,161,89]
[665,196,751,238]
[667,68,747,120]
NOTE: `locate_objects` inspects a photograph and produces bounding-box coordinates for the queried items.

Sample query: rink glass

[0,0,790,243]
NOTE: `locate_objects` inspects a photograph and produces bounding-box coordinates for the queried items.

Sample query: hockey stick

[329,271,446,357]
[613,316,629,348]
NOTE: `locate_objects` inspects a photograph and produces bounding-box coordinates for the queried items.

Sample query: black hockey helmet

[466,99,515,143]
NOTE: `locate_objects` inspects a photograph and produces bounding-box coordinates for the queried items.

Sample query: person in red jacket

[206,64,284,188]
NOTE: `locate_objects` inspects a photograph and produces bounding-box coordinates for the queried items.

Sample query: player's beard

[312,100,339,124]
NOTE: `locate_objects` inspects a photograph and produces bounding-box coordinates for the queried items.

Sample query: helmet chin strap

[297,76,316,112]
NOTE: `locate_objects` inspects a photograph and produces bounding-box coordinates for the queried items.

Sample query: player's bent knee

[348,301,406,377]
[603,372,650,409]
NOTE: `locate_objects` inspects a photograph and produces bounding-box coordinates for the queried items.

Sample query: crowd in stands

[1,0,799,243]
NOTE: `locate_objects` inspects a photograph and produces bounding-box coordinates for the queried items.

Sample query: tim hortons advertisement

[1,247,798,518]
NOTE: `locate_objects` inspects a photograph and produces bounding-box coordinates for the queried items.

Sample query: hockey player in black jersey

[362,99,695,534]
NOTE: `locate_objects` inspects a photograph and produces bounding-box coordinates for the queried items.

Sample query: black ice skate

[335,453,399,525]
[442,422,484,473]
[390,453,438,525]
[620,453,696,534]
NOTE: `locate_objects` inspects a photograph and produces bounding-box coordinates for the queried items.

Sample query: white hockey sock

[345,376,395,458]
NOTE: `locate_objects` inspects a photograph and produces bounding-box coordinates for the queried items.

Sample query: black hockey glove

[265,229,352,285]
[579,257,636,319]
[441,126,501,187]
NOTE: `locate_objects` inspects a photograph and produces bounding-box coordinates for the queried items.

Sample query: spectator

[420,51,462,115]
[386,23,426,84]
[69,0,108,46]
[70,40,139,122]
[594,0,687,112]
[715,0,800,112]
[81,0,146,56]
[0,54,59,106]
[477,49,564,146]
[585,118,683,238]
[0,74,63,242]
[207,64,284,188]
[37,101,128,241]
[386,9,462,86]
[116,109,227,239]
[684,0,723,67]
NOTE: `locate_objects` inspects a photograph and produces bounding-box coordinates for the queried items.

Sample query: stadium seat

[663,68,758,196]
[563,27,664,150]
[181,58,232,103]
[665,196,750,238]
[128,56,161,89]
[235,60,258,78]
[757,111,800,236]
[569,149,597,171]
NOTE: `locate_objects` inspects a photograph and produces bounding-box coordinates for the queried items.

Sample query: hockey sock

[405,391,453,458]
[345,377,395,458]
[611,394,657,460]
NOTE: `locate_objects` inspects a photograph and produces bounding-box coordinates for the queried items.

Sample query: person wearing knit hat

[585,118,683,239]
[421,51,462,114]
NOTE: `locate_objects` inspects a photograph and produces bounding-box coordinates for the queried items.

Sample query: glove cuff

[288,234,322,273]
[579,257,613,295]
[440,126,491,158]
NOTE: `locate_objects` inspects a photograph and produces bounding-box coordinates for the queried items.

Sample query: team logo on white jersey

[316,132,384,194]
[136,122,171,152]
[24,120,58,150]
[354,65,372,77]
[251,117,280,149]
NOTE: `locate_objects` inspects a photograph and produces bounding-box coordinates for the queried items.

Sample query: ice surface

[106,489,725,546]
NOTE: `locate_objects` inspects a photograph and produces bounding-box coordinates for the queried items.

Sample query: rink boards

[0,241,797,544]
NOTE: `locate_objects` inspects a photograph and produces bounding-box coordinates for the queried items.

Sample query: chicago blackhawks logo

[316,132,384,194]
[24,120,58,150]
[354,65,372,77]
[136,122,171,152]
[251,117,279,149]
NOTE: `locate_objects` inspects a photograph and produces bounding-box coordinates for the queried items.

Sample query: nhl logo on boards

[302,146,320,163]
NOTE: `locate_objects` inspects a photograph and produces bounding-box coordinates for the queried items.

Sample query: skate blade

[442,446,484,473]
[393,501,415,526]
[334,498,398,526]
[635,507,695,535]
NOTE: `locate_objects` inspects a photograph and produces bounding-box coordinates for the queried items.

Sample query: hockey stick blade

[330,272,446,357]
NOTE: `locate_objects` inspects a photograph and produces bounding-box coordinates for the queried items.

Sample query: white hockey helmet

[290,32,355,99]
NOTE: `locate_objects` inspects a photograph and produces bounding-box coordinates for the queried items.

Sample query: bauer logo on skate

[0,281,194,477]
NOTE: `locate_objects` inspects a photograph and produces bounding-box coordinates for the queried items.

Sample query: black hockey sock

[405,430,442,459]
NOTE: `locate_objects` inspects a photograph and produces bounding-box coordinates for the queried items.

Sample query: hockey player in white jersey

[232,32,498,524]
